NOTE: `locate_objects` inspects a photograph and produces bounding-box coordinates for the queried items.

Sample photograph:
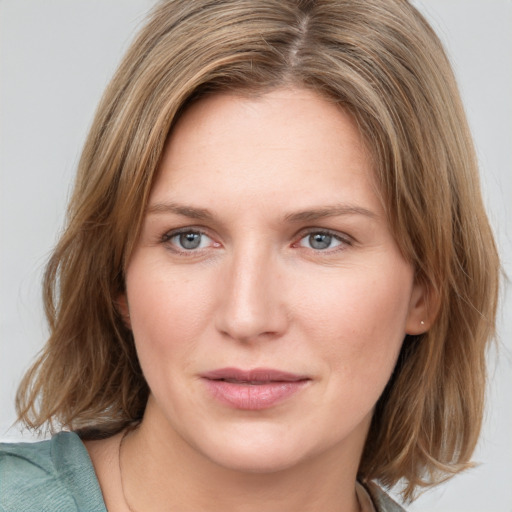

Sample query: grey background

[1,1,511,510]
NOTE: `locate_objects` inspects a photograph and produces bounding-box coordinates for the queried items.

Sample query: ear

[405,277,440,335]
[116,294,132,330]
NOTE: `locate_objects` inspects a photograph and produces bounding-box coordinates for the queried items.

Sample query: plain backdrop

[1,1,511,511]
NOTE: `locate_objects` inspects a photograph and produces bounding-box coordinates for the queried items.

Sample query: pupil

[180,232,201,249]
[310,233,331,250]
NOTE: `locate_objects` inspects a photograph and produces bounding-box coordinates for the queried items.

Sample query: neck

[120,407,364,512]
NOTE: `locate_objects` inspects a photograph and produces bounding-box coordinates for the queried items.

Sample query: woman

[0,1,500,511]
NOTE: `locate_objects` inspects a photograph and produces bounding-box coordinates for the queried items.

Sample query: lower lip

[203,379,309,410]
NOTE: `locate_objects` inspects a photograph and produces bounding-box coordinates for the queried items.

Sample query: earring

[420,320,425,326]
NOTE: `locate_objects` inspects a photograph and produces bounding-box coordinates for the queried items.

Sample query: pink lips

[201,367,310,410]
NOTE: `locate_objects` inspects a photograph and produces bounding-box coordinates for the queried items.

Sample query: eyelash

[160,227,353,255]
[160,228,218,255]
[293,229,353,253]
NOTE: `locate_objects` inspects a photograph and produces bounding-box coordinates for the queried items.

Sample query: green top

[0,432,106,512]
[0,432,405,512]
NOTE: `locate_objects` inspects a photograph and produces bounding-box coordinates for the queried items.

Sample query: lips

[201,367,310,410]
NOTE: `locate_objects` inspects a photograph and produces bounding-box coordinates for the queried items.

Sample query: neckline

[51,431,108,512]
[54,431,402,512]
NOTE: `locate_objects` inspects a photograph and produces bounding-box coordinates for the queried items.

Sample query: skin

[86,87,428,512]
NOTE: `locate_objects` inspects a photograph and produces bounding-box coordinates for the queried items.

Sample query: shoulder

[363,481,407,512]
[0,432,106,512]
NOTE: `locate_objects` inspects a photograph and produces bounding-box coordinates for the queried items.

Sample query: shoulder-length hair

[17,0,499,500]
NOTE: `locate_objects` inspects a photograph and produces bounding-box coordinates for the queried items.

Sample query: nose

[214,245,289,343]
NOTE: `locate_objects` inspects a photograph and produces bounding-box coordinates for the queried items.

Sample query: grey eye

[309,233,333,250]
[167,231,210,250]
[179,232,202,249]
[298,232,344,251]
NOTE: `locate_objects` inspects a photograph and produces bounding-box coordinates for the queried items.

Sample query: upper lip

[201,367,310,383]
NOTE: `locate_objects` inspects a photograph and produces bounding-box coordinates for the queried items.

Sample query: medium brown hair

[16,0,499,500]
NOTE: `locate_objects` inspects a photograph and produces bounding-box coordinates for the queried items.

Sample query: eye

[297,231,349,251]
[164,230,216,251]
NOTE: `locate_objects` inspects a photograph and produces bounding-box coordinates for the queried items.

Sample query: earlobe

[116,294,132,329]
[405,278,440,335]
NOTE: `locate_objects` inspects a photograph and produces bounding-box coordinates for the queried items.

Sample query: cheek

[125,262,214,373]
[295,261,413,381]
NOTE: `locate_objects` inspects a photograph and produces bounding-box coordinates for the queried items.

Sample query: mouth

[200,367,311,410]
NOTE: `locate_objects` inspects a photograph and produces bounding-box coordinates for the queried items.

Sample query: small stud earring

[420,320,425,326]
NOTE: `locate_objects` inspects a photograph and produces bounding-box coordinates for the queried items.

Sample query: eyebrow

[147,201,377,223]
[146,202,213,220]
[284,204,377,222]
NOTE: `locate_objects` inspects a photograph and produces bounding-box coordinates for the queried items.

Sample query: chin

[192,423,330,475]
[207,444,306,474]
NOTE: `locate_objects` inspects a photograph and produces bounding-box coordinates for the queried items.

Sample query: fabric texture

[0,432,106,512]
[0,431,405,511]
[365,481,407,512]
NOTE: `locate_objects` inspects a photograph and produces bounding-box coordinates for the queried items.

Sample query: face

[122,87,427,474]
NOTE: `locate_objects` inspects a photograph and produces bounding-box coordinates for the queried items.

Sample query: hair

[16,0,499,501]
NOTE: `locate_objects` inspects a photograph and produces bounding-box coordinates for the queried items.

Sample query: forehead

[150,87,382,216]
